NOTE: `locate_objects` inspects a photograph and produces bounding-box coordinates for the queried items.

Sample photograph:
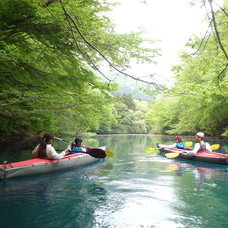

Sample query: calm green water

[0,135,228,228]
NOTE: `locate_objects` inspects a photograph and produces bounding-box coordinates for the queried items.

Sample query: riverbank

[1,132,228,144]
[0,132,97,143]
[96,133,228,141]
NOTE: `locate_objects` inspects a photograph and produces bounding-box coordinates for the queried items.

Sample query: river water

[0,135,228,228]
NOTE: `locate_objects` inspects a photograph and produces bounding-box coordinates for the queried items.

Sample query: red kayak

[158,144,228,165]
[0,147,105,179]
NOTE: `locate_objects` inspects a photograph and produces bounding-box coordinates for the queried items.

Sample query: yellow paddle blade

[39,131,47,137]
[166,163,179,171]
[185,141,193,147]
[105,150,114,157]
[145,148,156,153]
[147,147,156,150]
[210,144,220,150]
[164,152,180,159]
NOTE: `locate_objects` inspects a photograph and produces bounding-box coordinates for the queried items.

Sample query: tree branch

[59,0,164,90]
[190,19,212,56]
[208,0,228,60]
[59,9,112,84]
[218,62,228,92]
[2,102,98,110]
[1,72,46,89]
[213,1,228,17]
[42,0,59,7]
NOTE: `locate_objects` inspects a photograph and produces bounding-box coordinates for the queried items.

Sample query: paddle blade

[185,141,193,147]
[166,163,179,171]
[145,148,156,153]
[54,136,70,143]
[211,144,220,150]
[105,150,114,157]
[39,131,47,137]
[87,149,106,158]
[147,147,155,150]
[164,152,180,159]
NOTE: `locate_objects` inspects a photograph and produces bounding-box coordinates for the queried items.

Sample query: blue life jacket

[70,143,85,153]
[71,146,84,152]
[176,142,185,149]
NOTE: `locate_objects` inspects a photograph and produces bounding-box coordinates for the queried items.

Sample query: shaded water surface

[0,135,228,228]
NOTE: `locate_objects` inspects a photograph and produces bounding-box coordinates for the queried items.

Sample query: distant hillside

[113,84,153,102]
[107,72,154,102]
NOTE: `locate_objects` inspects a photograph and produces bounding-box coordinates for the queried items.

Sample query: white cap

[196,132,205,138]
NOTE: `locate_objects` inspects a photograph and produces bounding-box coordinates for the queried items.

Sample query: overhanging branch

[59,0,164,90]
[208,0,228,60]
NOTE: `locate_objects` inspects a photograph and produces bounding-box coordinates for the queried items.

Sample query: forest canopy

[0,0,158,138]
[146,1,228,136]
[1,0,227,139]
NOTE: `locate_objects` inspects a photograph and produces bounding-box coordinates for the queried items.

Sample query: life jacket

[176,142,185,149]
[198,142,207,152]
[71,143,84,152]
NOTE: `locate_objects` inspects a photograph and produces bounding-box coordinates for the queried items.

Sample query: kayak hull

[158,144,228,165]
[0,149,104,179]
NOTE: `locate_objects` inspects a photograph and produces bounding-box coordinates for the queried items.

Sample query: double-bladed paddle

[145,141,193,153]
[56,148,106,158]
[183,141,220,150]
[39,132,110,158]
[71,149,107,158]
[54,136,113,158]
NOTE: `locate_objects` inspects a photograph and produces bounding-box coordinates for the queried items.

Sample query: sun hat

[174,136,182,141]
[196,132,205,138]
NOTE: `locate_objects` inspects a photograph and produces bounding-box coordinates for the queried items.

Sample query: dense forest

[0,0,158,139]
[0,0,227,139]
[146,1,228,136]
[98,94,151,134]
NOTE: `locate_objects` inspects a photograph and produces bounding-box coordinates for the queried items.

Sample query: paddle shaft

[54,137,70,143]
[182,141,220,150]
[56,148,106,159]
[55,136,113,157]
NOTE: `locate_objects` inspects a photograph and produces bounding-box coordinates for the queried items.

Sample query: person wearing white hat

[187,132,212,155]
[196,132,205,138]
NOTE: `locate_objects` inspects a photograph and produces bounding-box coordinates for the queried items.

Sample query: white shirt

[166,143,177,148]
[32,144,66,160]
[191,142,212,155]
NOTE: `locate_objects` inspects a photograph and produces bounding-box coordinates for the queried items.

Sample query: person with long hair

[32,133,69,159]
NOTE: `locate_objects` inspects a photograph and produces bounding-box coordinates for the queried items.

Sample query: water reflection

[0,162,108,228]
[0,135,228,227]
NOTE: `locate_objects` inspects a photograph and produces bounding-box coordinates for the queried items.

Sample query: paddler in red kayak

[174,136,185,149]
[67,137,87,153]
[32,133,70,159]
[187,132,212,155]
[166,136,185,149]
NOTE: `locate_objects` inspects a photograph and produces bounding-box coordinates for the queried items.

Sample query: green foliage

[0,0,157,137]
[146,4,228,136]
[98,95,151,134]
[146,98,179,134]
